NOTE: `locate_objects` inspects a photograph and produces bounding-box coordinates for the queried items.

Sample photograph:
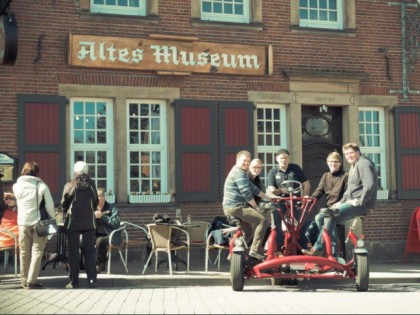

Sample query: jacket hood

[74,174,92,191]
[17,175,41,185]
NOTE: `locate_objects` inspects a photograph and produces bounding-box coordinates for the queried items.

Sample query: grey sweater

[341,156,378,208]
[223,165,261,208]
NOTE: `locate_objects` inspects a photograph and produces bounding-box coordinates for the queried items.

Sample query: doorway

[301,106,343,216]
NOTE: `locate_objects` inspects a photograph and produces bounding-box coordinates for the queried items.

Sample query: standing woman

[13,161,55,289]
[61,161,98,289]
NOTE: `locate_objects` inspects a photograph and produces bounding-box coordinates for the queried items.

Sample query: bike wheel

[230,252,245,291]
[355,254,369,291]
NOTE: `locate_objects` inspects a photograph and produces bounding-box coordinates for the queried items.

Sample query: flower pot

[377,189,389,200]
[105,194,115,203]
[129,194,171,203]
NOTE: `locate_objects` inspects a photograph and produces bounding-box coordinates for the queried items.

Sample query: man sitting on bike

[222,150,272,261]
[303,143,378,257]
[267,148,311,251]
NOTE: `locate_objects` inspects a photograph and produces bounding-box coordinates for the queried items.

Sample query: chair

[183,220,211,251]
[107,223,128,275]
[142,223,190,275]
[205,225,237,272]
[107,221,149,275]
[0,228,19,277]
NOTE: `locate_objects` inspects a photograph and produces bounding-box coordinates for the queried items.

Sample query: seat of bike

[226,216,242,226]
[320,207,340,217]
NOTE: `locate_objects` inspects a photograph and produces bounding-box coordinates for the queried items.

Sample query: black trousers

[96,235,109,265]
[67,229,96,285]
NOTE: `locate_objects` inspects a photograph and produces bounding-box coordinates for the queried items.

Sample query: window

[127,100,168,195]
[299,0,343,29]
[256,105,287,185]
[90,0,146,16]
[359,107,386,189]
[71,98,115,192]
[201,0,250,23]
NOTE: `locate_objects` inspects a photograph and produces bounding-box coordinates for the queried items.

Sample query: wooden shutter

[394,106,420,199]
[219,101,255,199]
[18,95,67,204]
[174,99,217,202]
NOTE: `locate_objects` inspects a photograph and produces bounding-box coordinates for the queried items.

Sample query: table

[42,223,69,271]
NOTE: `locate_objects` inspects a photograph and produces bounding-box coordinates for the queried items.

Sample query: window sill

[192,19,263,31]
[289,25,357,37]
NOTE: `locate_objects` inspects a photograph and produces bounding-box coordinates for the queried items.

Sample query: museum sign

[68,34,272,76]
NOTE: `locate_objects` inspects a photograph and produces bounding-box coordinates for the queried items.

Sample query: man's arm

[302,180,311,197]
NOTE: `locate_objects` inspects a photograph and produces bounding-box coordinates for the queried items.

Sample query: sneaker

[248,251,265,261]
[301,247,322,256]
[96,263,105,273]
[88,280,96,289]
[27,282,43,289]
[65,283,79,289]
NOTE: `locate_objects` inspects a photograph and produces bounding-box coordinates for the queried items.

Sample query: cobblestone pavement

[1,254,420,314]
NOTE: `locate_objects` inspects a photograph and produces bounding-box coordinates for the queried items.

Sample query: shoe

[88,280,96,289]
[96,263,105,273]
[65,283,79,289]
[248,251,265,261]
[301,247,322,256]
[27,282,43,289]
[21,283,28,289]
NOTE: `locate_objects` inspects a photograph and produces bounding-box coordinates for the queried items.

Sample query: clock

[0,13,17,65]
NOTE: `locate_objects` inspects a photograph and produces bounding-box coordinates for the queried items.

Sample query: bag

[35,219,59,237]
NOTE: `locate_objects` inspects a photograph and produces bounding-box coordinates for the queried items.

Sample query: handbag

[35,219,58,237]
[35,182,58,237]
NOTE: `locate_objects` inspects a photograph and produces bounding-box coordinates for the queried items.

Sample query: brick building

[1,0,420,261]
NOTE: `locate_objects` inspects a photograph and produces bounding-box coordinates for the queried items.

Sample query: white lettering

[76,41,262,71]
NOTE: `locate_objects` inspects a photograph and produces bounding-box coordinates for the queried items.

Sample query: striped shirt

[222,165,262,208]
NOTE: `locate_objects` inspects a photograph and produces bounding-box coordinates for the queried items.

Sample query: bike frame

[229,195,366,282]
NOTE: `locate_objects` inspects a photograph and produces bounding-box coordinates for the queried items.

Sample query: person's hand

[94,210,103,219]
[346,199,359,207]
[331,202,342,209]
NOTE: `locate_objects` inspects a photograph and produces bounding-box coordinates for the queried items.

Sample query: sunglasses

[4,197,15,201]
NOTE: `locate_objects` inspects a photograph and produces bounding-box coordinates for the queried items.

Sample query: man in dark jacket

[94,187,122,273]
[61,161,98,289]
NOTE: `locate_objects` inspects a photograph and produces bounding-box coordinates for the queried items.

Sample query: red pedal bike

[228,180,369,292]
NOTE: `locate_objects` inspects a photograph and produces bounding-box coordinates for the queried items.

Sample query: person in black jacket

[94,187,122,273]
[61,161,98,289]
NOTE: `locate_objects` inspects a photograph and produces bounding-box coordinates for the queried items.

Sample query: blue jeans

[313,202,370,256]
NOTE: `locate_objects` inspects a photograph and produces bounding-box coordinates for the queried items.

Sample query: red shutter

[395,106,420,199]
[18,95,67,204]
[175,100,217,202]
[219,101,255,198]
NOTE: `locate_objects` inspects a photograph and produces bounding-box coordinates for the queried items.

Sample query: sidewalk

[1,254,420,289]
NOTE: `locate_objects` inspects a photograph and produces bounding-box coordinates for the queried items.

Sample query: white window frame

[256,104,287,186]
[126,100,168,198]
[359,107,387,189]
[299,0,343,30]
[201,0,250,23]
[70,98,115,193]
[90,0,146,16]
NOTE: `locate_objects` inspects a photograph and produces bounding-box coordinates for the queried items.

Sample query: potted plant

[105,190,116,203]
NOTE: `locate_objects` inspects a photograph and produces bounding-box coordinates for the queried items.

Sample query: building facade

[1,0,420,261]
